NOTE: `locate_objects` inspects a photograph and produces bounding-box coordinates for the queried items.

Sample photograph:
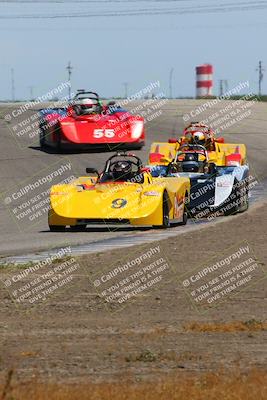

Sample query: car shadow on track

[40,226,151,233]
[29,145,120,155]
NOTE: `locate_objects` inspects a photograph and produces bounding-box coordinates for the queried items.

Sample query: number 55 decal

[93,129,115,138]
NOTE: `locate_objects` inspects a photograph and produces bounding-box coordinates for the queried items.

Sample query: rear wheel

[238,180,249,213]
[39,125,46,148]
[224,179,240,216]
[49,225,66,232]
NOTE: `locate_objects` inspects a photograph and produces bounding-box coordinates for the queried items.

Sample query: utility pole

[219,79,228,96]
[219,79,223,96]
[11,68,15,101]
[66,61,73,101]
[28,85,34,100]
[256,61,264,96]
[169,68,174,99]
[224,79,228,93]
[123,82,129,99]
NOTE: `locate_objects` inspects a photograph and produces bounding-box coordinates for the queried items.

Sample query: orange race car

[149,122,247,167]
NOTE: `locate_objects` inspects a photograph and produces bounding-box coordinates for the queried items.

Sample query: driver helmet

[181,153,200,173]
[192,131,206,146]
[74,98,96,114]
[113,161,132,181]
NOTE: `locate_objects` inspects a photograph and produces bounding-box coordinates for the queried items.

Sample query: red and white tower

[196,64,213,97]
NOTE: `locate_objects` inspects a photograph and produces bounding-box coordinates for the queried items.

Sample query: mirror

[209,162,217,175]
[86,167,99,177]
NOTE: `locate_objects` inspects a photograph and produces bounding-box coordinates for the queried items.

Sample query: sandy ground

[0,199,266,384]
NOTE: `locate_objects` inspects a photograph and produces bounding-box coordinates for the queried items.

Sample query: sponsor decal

[111,198,127,209]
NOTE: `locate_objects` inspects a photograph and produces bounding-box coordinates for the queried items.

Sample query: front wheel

[180,194,188,225]
[54,124,62,152]
[154,192,170,229]
[238,180,249,213]
[56,132,62,152]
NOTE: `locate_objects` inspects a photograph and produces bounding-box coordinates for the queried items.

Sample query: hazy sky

[0,0,266,100]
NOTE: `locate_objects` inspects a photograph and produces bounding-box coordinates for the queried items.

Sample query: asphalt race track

[0,99,266,257]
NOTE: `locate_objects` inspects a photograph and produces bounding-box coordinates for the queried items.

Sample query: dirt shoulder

[0,201,266,385]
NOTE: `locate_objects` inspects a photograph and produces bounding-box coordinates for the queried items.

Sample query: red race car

[39,91,145,152]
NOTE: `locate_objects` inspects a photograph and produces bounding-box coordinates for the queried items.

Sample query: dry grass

[184,320,267,333]
[1,370,267,400]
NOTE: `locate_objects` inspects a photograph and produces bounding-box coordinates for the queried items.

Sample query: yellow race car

[48,153,190,231]
[149,122,247,167]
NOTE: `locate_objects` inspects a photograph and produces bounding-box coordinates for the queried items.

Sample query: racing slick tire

[55,132,62,152]
[49,225,66,232]
[39,125,47,148]
[154,191,170,229]
[224,179,247,216]
[179,193,189,225]
[54,123,62,152]
[238,180,249,213]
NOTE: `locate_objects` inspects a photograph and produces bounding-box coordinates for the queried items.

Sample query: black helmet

[181,153,200,172]
[112,161,132,181]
